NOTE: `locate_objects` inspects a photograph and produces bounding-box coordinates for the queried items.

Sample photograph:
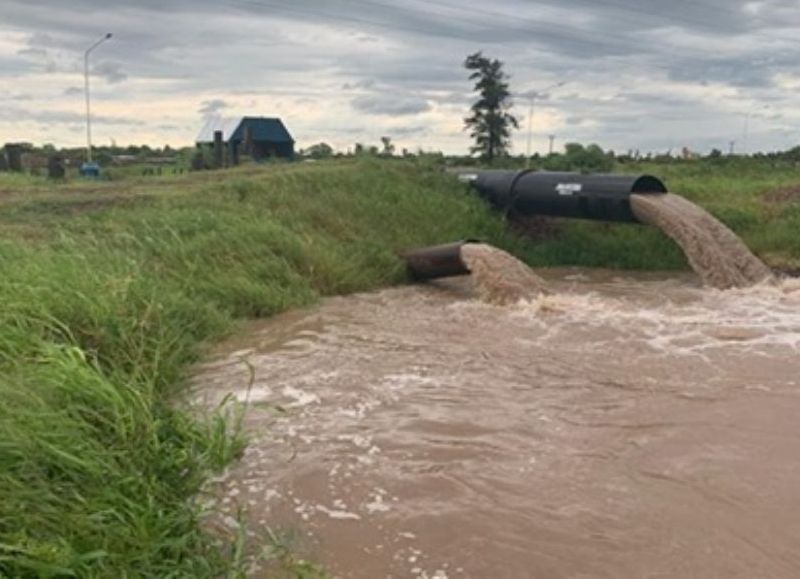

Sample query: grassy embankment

[0,157,798,576]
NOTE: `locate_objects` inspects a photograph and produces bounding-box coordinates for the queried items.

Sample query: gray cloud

[93,61,127,83]
[0,106,143,126]
[342,79,376,90]
[388,125,429,137]
[198,98,229,116]
[16,46,47,58]
[351,95,432,116]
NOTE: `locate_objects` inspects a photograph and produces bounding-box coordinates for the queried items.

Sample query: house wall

[251,141,294,160]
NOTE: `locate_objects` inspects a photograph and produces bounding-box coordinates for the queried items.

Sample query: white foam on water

[506,279,800,357]
[336,433,373,449]
[365,494,391,514]
[381,373,441,390]
[280,385,321,407]
[315,505,362,520]
[338,398,382,419]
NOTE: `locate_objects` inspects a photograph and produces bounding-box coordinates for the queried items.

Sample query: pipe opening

[631,175,668,194]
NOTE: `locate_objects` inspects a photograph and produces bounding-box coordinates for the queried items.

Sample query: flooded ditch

[192,265,800,578]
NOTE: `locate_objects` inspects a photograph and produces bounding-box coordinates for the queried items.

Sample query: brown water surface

[193,270,800,578]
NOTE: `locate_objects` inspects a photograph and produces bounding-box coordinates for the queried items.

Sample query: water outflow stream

[194,258,800,578]
[630,193,773,289]
[459,243,548,304]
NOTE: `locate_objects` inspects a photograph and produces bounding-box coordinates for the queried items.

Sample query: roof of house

[196,116,241,142]
[196,116,293,144]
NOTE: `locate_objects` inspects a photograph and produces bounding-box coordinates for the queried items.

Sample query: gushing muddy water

[193,268,800,578]
[460,244,548,304]
[630,193,773,289]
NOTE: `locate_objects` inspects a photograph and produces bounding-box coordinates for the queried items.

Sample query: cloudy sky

[1,0,799,154]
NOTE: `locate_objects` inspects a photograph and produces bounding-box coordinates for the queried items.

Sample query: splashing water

[460,243,548,305]
[630,193,773,289]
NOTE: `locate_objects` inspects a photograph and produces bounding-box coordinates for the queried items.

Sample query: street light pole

[84,32,112,164]
[524,81,566,168]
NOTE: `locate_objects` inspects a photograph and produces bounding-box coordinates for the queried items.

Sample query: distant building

[196,116,294,161]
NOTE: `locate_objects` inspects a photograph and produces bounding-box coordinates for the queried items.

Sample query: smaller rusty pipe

[401,240,478,281]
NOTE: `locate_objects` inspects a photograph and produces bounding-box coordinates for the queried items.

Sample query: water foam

[460,243,548,304]
[508,278,800,356]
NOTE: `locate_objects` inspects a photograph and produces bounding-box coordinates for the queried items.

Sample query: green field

[0,158,798,577]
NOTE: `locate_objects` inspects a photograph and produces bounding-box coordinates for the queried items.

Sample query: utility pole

[83,32,113,166]
[548,134,556,155]
[524,81,567,168]
[729,140,736,156]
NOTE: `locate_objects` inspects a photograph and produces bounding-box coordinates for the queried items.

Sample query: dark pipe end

[631,175,668,194]
[401,240,479,281]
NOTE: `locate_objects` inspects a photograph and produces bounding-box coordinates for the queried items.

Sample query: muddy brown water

[193,262,800,578]
[460,244,548,304]
[630,193,773,289]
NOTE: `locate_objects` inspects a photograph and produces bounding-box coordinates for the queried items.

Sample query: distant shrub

[543,143,614,173]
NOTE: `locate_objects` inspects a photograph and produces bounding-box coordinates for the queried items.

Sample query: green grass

[1,157,798,577]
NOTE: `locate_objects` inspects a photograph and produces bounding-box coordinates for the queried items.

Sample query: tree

[380,136,395,156]
[542,142,614,172]
[463,52,518,163]
[305,142,334,159]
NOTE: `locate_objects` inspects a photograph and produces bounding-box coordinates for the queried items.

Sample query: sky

[1,0,799,155]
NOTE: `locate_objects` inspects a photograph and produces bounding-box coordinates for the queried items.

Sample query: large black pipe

[469,170,667,223]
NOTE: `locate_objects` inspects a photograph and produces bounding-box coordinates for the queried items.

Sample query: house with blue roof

[196,116,294,161]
